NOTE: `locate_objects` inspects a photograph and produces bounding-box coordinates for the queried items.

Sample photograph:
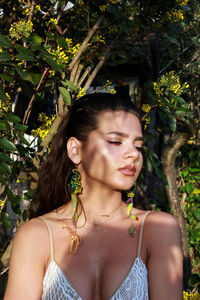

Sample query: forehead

[97,110,142,134]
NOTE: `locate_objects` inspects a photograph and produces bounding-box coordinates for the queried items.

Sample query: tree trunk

[162,133,191,289]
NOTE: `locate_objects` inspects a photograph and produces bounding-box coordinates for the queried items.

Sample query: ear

[67,137,82,165]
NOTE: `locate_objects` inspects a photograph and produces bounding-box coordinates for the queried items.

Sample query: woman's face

[78,110,143,191]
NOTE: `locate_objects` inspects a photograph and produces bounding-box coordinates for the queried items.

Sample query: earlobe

[67,137,82,165]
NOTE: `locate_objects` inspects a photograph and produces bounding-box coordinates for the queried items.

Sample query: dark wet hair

[30,93,140,217]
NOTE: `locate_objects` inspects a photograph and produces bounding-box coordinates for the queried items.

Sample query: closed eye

[107,141,121,145]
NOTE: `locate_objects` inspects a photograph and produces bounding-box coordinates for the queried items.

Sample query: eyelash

[107,141,142,151]
[107,141,121,145]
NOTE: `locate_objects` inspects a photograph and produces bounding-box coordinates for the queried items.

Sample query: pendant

[61,224,81,254]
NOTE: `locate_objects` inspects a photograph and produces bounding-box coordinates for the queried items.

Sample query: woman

[4,93,183,300]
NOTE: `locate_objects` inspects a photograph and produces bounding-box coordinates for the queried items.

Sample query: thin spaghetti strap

[39,216,54,261]
[137,211,151,257]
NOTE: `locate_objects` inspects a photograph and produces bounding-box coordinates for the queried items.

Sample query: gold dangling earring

[126,189,138,238]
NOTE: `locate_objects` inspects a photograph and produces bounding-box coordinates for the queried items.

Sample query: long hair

[30,93,140,217]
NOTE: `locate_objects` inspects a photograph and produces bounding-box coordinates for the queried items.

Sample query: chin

[114,180,136,191]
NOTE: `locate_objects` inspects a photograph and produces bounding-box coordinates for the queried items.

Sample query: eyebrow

[107,131,144,142]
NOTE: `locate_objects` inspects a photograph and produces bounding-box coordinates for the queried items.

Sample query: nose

[124,146,140,161]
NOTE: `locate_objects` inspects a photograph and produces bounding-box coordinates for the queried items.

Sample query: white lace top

[40,211,150,300]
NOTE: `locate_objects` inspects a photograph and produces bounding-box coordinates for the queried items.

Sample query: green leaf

[129,224,135,237]
[11,202,22,215]
[175,107,191,113]
[189,168,200,173]
[1,212,11,229]
[15,65,28,80]
[186,183,194,195]
[15,45,32,54]
[61,80,77,91]
[0,137,17,151]
[11,195,20,206]
[14,123,28,132]
[167,35,179,46]
[18,133,30,146]
[27,73,41,85]
[193,210,200,220]
[32,33,43,45]
[6,112,21,123]
[0,161,12,174]
[44,57,62,72]
[192,188,200,194]
[45,32,55,40]
[59,87,71,104]
[14,45,35,60]
[0,175,6,185]
[15,53,35,61]
[0,86,6,100]
[6,188,15,201]
[23,189,35,200]
[0,121,7,130]
[0,111,3,118]
[16,144,29,157]
[189,274,200,286]
[22,210,28,221]
[0,51,12,61]
[0,35,11,48]
[183,169,189,177]
[169,115,176,132]
[0,74,14,83]
[56,36,68,48]
[0,152,13,162]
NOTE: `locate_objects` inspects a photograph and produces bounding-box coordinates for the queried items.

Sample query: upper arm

[4,219,48,300]
[146,212,183,300]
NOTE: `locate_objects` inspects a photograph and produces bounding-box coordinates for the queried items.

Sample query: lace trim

[42,257,148,300]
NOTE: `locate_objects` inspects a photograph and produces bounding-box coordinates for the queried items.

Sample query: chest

[44,222,148,299]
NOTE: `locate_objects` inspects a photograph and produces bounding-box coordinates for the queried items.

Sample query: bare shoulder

[146,210,180,227]
[12,217,50,262]
[4,218,51,299]
[144,211,182,254]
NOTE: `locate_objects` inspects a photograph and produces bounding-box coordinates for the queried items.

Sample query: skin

[4,110,183,300]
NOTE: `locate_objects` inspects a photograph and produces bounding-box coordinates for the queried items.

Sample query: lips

[118,165,136,176]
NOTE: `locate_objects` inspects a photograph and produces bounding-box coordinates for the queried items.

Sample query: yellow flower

[77,87,86,99]
[141,104,151,113]
[183,291,200,300]
[127,191,134,198]
[35,5,41,11]
[0,93,11,112]
[177,0,189,6]
[9,20,34,40]
[31,113,56,140]
[48,18,58,26]
[0,199,6,213]
[167,9,184,23]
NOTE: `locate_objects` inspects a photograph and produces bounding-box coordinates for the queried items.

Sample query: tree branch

[22,68,49,125]
[69,15,104,71]
[83,37,117,91]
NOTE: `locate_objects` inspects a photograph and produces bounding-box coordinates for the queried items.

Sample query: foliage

[0,106,31,228]
[0,0,200,295]
[178,144,200,279]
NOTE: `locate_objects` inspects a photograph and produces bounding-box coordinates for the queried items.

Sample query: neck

[75,187,125,226]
